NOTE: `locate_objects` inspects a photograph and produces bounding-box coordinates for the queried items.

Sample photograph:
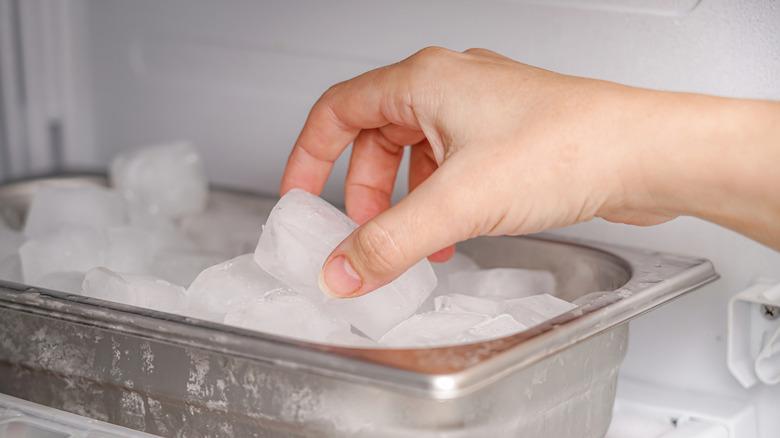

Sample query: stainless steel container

[0,176,718,438]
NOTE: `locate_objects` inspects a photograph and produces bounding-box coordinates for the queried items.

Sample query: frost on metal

[0,300,629,437]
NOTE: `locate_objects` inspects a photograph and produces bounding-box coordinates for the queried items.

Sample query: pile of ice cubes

[0,142,577,348]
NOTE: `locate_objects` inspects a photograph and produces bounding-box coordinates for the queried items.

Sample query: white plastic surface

[727,279,780,388]
[607,378,757,438]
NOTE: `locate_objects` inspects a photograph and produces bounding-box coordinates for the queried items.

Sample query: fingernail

[319,255,362,297]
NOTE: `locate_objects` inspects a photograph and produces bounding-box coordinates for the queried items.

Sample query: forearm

[638,91,780,248]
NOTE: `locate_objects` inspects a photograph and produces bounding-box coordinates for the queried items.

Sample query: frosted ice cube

[427,252,481,307]
[326,330,377,347]
[181,208,263,257]
[323,260,439,340]
[110,142,208,218]
[459,314,527,343]
[81,267,186,313]
[448,268,556,298]
[223,288,352,344]
[33,271,84,294]
[434,293,505,316]
[504,294,577,328]
[23,186,127,238]
[254,189,356,299]
[152,249,225,288]
[104,226,161,275]
[432,252,479,280]
[0,255,23,283]
[19,226,107,283]
[255,189,437,340]
[378,311,490,347]
[185,254,284,322]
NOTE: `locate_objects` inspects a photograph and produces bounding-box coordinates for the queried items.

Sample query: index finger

[280,65,409,196]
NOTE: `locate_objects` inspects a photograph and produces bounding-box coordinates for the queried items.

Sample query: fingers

[320,160,474,297]
[408,140,438,192]
[462,47,504,59]
[280,65,417,196]
[344,129,405,225]
[410,141,455,262]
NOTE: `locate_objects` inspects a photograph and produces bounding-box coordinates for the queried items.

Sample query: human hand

[280,47,780,298]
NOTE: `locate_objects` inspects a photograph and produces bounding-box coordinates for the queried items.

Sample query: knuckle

[463,47,494,57]
[352,221,402,275]
[320,80,345,102]
[409,46,451,66]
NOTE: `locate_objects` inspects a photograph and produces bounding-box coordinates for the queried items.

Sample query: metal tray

[0,175,718,437]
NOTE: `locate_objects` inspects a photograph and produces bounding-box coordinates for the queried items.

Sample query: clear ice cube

[110,142,208,218]
[104,226,161,275]
[152,249,225,288]
[223,288,352,344]
[181,208,263,258]
[432,252,479,281]
[434,293,505,316]
[459,314,527,343]
[448,268,556,299]
[254,189,355,299]
[426,252,481,309]
[185,254,283,322]
[19,225,107,283]
[81,267,186,313]
[504,294,577,328]
[254,189,437,340]
[23,186,127,238]
[378,311,490,347]
[380,311,526,347]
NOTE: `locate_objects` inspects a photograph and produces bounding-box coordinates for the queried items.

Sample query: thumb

[319,165,475,298]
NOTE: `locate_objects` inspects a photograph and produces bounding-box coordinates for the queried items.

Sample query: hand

[281,47,780,298]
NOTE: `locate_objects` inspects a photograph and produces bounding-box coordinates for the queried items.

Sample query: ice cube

[378,311,490,347]
[152,249,225,288]
[181,208,263,258]
[254,189,437,340]
[0,255,23,283]
[23,186,127,238]
[323,260,439,340]
[33,271,84,294]
[504,294,577,328]
[223,288,352,344]
[104,226,161,274]
[110,142,208,218]
[81,267,186,313]
[459,314,527,343]
[432,252,479,280]
[448,268,556,299]
[326,330,377,347]
[19,226,107,283]
[434,293,505,316]
[427,252,480,306]
[254,189,356,299]
[185,254,283,322]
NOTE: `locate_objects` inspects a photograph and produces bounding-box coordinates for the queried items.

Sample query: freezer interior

[0,0,779,437]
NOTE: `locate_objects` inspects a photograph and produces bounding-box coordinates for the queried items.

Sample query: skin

[280,47,780,298]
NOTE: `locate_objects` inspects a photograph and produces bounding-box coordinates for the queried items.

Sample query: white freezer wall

[19,0,780,436]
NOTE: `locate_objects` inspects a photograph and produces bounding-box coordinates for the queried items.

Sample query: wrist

[629,90,780,245]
